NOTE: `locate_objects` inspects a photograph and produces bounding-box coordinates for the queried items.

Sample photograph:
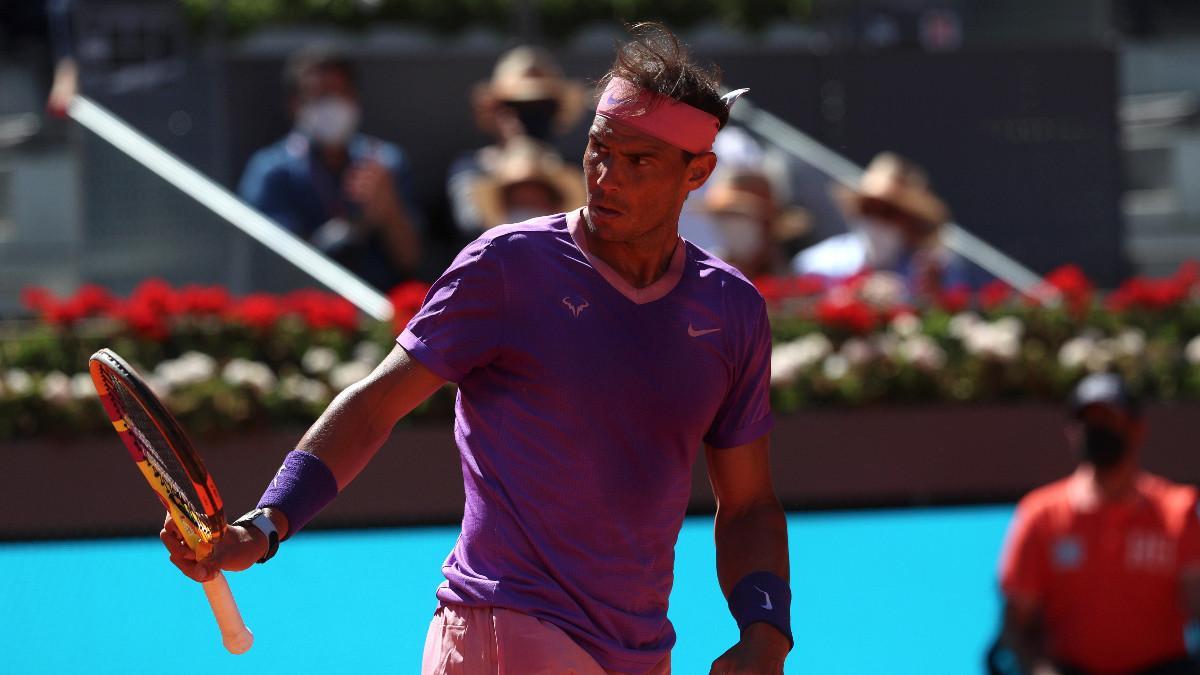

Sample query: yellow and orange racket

[89,348,253,654]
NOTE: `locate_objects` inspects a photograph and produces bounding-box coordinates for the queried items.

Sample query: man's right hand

[159,514,267,582]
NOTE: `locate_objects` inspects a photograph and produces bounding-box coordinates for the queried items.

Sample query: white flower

[770,334,832,386]
[889,313,921,338]
[839,337,875,367]
[328,361,372,392]
[143,373,171,399]
[859,272,907,308]
[70,373,96,400]
[948,312,982,340]
[960,318,1023,362]
[1113,329,1146,359]
[301,346,338,375]
[822,354,849,381]
[222,359,277,394]
[280,374,329,405]
[4,369,33,395]
[39,372,71,403]
[899,335,947,371]
[352,341,385,366]
[1186,335,1200,366]
[155,351,217,388]
[1058,337,1095,370]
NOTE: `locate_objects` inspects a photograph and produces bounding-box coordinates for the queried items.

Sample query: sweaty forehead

[588,115,675,153]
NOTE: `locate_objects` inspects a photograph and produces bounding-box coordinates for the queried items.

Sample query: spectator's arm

[1177,491,1200,618]
[346,147,422,274]
[1000,600,1060,675]
[998,500,1057,674]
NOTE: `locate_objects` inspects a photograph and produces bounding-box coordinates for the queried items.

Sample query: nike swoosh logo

[754,585,773,611]
[688,324,721,337]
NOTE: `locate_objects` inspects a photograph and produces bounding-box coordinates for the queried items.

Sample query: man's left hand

[709,623,790,675]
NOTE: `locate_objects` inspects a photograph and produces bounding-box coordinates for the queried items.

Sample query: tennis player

[993,373,1200,675]
[162,22,791,674]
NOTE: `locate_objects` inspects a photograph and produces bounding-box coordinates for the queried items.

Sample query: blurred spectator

[447,46,584,237]
[991,373,1200,675]
[469,137,584,230]
[792,152,989,298]
[239,45,424,291]
[700,167,810,278]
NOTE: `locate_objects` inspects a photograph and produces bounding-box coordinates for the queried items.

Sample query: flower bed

[4,262,1200,439]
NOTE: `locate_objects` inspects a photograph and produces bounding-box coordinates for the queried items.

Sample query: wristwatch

[233,508,279,563]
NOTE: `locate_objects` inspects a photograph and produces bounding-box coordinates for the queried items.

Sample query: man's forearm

[714,498,790,595]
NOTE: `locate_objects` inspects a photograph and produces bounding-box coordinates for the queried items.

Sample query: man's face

[295,66,357,108]
[582,115,713,243]
[1067,403,1143,469]
[292,66,360,148]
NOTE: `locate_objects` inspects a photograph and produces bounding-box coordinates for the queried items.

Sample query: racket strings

[101,369,215,536]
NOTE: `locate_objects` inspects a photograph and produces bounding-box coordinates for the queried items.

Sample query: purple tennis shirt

[397,208,773,673]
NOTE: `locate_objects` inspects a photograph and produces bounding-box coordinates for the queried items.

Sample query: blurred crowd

[28,0,997,300]
[219,42,994,300]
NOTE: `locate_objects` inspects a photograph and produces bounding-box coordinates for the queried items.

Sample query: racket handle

[202,572,254,654]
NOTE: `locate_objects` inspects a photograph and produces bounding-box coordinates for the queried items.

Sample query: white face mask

[297,97,360,146]
[717,215,765,261]
[860,220,906,267]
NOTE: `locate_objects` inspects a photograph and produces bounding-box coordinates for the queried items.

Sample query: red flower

[130,278,182,316]
[71,284,117,316]
[178,285,231,316]
[389,281,430,332]
[21,286,55,313]
[1108,275,1189,312]
[753,275,826,304]
[936,285,971,314]
[815,292,877,334]
[228,294,284,331]
[120,301,169,341]
[282,289,359,332]
[1040,265,1094,312]
[978,280,1012,311]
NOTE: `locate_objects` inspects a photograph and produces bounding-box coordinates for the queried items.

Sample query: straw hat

[472,138,585,229]
[473,46,586,135]
[835,153,950,230]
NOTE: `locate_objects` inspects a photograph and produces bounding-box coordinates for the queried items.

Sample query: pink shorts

[421,603,671,675]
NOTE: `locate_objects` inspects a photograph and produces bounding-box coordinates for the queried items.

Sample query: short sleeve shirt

[398,209,774,673]
[999,473,1200,673]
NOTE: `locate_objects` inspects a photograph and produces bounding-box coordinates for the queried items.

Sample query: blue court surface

[1,505,1013,674]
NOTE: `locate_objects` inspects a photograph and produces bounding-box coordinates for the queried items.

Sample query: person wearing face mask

[701,168,810,279]
[447,46,585,239]
[238,44,424,291]
[791,152,989,298]
[991,373,1200,675]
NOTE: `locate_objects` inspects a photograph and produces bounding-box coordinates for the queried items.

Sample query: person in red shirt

[993,373,1200,675]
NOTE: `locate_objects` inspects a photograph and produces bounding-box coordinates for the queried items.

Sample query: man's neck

[582,217,680,289]
[1076,459,1140,503]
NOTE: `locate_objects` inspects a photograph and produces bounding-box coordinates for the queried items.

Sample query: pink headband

[595,77,747,154]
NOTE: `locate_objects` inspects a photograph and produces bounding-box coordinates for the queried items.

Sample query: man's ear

[685,152,718,191]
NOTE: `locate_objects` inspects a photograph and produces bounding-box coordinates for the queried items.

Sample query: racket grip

[202,572,254,654]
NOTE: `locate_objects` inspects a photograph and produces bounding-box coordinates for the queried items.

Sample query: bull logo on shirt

[562,296,590,318]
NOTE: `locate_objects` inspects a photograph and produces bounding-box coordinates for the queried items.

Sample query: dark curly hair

[598,22,729,133]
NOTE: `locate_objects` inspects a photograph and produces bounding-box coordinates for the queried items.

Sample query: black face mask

[504,99,559,141]
[1082,426,1129,469]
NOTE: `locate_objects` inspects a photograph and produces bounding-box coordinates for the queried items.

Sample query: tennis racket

[89,348,254,654]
